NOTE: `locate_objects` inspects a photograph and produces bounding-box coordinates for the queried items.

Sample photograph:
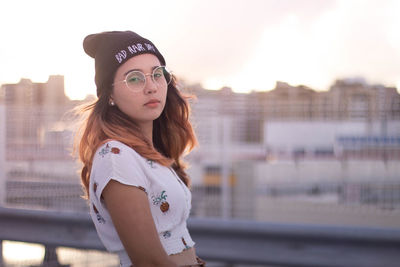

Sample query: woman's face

[111,54,168,127]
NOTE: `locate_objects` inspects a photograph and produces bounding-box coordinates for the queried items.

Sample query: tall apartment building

[190,85,262,144]
[1,75,68,106]
[0,75,72,160]
[328,78,400,121]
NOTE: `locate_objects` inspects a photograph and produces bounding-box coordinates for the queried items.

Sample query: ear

[109,95,115,106]
[109,90,115,101]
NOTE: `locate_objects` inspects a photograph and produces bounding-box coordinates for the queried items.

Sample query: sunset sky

[0,0,399,100]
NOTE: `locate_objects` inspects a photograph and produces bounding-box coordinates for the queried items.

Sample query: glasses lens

[153,66,172,86]
[125,71,145,91]
[124,67,172,91]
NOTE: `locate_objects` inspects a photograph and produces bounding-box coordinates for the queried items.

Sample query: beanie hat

[83,31,166,97]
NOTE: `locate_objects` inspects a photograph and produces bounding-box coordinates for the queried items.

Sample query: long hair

[74,76,197,197]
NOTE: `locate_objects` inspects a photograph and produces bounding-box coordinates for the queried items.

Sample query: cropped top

[88,140,195,267]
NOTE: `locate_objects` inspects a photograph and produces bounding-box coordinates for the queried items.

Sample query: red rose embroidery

[111,147,120,154]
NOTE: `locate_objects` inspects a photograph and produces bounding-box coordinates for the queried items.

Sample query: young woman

[76,31,205,267]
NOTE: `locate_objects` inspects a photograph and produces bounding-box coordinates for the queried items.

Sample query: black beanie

[83,31,166,97]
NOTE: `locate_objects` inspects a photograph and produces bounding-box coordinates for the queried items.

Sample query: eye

[154,73,163,79]
[126,72,144,84]
[153,71,163,78]
[153,68,165,80]
[128,77,139,83]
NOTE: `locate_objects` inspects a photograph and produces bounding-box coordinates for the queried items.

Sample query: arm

[102,180,178,267]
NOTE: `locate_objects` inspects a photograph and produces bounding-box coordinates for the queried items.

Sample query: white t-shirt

[89,140,195,267]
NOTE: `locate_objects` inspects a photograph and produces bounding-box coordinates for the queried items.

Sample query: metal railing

[1,207,400,267]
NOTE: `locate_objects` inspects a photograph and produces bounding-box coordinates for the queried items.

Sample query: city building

[186,79,400,164]
[0,76,74,160]
[1,75,399,218]
[184,79,400,219]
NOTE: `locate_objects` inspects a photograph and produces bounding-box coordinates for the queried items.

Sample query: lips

[144,99,160,105]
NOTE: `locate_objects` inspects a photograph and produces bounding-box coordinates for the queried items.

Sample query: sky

[0,0,399,100]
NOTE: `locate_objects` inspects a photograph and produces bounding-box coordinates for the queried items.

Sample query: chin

[147,111,164,121]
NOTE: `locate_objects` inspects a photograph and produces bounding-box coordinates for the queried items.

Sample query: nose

[144,74,157,94]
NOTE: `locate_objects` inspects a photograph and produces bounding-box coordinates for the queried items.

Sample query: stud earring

[109,99,115,106]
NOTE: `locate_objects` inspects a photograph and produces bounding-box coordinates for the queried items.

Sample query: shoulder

[90,140,151,190]
[94,140,142,160]
[96,140,129,153]
[92,140,149,174]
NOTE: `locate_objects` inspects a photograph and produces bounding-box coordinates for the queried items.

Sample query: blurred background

[0,0,399,266]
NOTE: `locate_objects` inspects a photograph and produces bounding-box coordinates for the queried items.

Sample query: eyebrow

[124,66,161,76]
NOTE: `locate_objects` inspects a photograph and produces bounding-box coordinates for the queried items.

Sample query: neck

[138,121,154,147]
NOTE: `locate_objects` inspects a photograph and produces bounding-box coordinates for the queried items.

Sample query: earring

[109,99,115,106]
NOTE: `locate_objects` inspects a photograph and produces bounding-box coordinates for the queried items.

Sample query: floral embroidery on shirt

[152,190,167,205]
[93,181,105,202]
[182,237,190,250]
[98,144,111,157]
[137,186,148,195]
[160,202,170,212]
[111,147,120,154]
[93,204,106,224]
[163,231,171,239]
[146,159,157,168]
[99,143,121,157]
[151,190,170,213]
